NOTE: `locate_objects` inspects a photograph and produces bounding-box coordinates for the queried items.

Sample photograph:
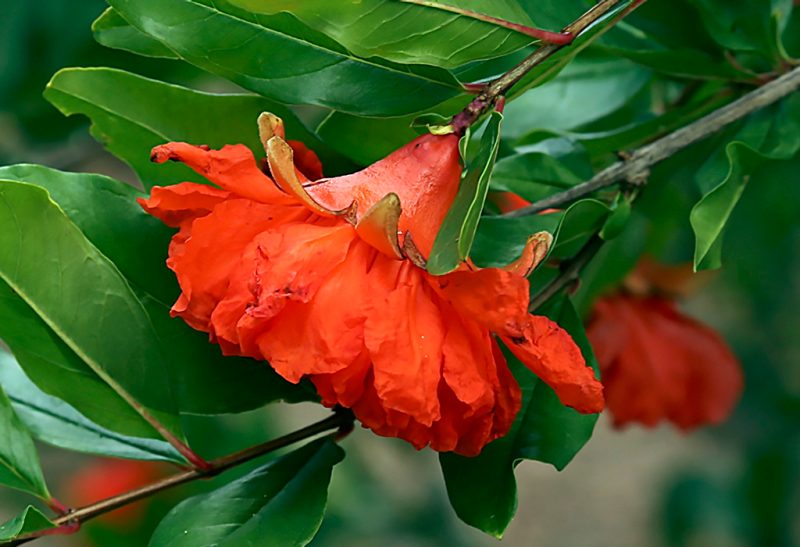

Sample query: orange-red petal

[503,315,604,414]
[364,263,444,426]
[150,142,293,205]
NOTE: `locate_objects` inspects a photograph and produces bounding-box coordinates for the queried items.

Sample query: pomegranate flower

[587,260,743,430]
[139,114,603,456]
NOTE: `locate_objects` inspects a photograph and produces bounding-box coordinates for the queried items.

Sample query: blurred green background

[1,1,798,546]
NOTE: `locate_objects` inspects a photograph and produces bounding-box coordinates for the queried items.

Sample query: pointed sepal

[355,193,404,259]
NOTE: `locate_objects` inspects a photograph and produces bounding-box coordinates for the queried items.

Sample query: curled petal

[355,193,403,259]
[266,136,354,218]
[150,142,292,205]
[137,182,230,228]
[503,315,604,414]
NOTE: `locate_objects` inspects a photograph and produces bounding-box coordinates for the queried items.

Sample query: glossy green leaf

[599,0,746,80]
[472,199,611,268]
[428,112,503,275]
[691,94,800,270]
[92,7,179,59]
[508,0,639,98]
[229,0,535,68]
[688,0,792,59]
[44,67,346,188]
[106,0,463,117]
[149,439,344,547]
[489,139,593,202]
[0,164,311,414]
[503,56,652,138]
[0,382,49,499]
[0,351,183,462]
[600,195,632,241]
[0,279,166,439]
[0,180,182,436]
[440,297,599,537]
[0,506,56,543]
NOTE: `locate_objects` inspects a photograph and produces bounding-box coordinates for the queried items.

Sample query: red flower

[586,261,743,430]
[139,114,603,456]
[65,459,162,525]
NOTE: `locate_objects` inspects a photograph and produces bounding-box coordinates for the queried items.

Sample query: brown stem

[529,236,604,311]
[507,64,800,217]
[452,0,640,133]
[10,409,354,546]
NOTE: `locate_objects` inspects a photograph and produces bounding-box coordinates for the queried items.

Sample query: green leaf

[472,199,611,268]
[92,8,179,59]
[509,0,640,98]
[440,297,599,537]
[600,195,632,241]
[44,67,346,188]
[0,164,311,414]
[503,55,652,139]
[0,380,50,499]
[149,439,344,547]
[0,278,166,439]
[691,94,800,270]
[688,0,792,59]
[0,506,56,543]
[228,0,534,68]
[598,0,747,80]
[428,112,503,274]
[489,139,593,202]
[0,351,183,463]
[106,0,464,117]
[0,180,182,436]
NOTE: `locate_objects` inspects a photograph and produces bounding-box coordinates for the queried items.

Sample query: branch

[11,409,354,545]
[529,236,604,312]
[507,64,800,217]
[452,0,643,132]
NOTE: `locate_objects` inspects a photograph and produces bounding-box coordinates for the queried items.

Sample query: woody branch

[9,409,354,546]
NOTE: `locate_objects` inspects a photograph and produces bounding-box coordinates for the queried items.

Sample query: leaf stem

[451,0,639,133]
[9,409,354,546]
[506,64,800,217]
[398,0,574,45]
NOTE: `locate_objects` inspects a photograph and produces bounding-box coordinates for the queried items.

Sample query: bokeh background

[1,1,798,545]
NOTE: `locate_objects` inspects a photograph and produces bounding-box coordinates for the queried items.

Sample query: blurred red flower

[139,115,603,456]
[65,459,161,525]
[587,260,743,430]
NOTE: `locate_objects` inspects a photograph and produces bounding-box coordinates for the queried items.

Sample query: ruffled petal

[503,315,604,414]
[150,142,293,205]
[169,199,302,331]
[307,133,462,257]
[433,268,531,337]
[364,263,444,426]
[258,241,375,383]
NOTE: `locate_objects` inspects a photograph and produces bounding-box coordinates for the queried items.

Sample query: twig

[452,0,638,132]
[529,236,604,312]
[10,409,354,545]
[507,64,800,217]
